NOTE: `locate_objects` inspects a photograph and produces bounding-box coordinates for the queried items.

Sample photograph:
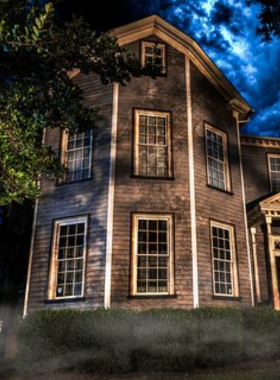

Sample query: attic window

[141,41,166,74]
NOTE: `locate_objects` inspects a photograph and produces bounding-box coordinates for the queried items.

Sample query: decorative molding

[241,135,280,148]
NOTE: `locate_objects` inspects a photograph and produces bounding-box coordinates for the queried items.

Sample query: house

[23,15,280,315]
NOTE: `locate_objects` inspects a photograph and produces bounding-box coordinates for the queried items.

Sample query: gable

[112,15,252,121]
[260,193,280,210]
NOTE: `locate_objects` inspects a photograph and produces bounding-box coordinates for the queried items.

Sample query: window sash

[268,155,280,193]
[61,130,93,182]
[134,110,172,178]
[210,222,238,297]
[131,214,174,296]
[48,217,87,300]
[141,41,166,73]
[205,125,229,191]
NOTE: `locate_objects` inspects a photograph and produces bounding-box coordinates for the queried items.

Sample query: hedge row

[16,307,280,373]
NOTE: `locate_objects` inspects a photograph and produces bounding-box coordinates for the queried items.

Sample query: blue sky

[64,0,280,137]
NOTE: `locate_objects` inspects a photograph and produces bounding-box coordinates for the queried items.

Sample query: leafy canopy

[249,0,280,41]
[0,0,142,205]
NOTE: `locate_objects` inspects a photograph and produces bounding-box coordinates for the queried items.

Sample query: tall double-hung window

[133,109,172,178]
[61,130,93,183]
[205,124,230,191]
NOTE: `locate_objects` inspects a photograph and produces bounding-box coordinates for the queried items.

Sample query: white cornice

[241,135,280,148]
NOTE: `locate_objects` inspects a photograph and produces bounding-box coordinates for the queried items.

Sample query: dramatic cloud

[123,0,280,137]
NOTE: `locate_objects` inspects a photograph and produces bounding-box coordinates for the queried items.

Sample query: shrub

[16,307,280,374]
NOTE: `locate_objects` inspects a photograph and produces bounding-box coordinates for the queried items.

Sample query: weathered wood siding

[191,63,252,307]
[241,143,280,204]
[27,73,113,312]
[111,37,193,308]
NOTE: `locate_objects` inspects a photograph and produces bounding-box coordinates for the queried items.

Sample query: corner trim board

[186,55,199,308]
[104,83,119,308]
[235,112,255,306]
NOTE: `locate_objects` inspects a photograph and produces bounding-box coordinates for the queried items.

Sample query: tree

[250,0,280,41]
[0,0,142,205]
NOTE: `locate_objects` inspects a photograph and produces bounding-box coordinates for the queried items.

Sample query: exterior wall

[255,224,270,303]
[241,142,280,205]
[191,63,252,307]
[111,37,194,308]
[27,73,113,312]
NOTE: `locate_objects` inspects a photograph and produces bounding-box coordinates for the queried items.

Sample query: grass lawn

[1,359,280,380]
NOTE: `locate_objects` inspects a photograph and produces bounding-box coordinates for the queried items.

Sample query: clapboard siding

[111,37,193,309]
[241,143,280,204]
[191,62,252,307]
[28,73,113,312]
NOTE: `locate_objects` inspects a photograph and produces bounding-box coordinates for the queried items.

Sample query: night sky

[62,0,280,137]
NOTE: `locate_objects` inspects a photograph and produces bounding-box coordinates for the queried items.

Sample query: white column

[250,227,261,304]
[186,54,199,308]
[104,83,119,309]
[234,110,255,306]
[266,216,280,310]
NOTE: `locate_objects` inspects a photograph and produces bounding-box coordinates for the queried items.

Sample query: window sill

[130,175,175,181]
[44,297,86,304]
[128,294,177,300]
[56,177,93,187]
[212,295,241,301]
[207,184,233,196]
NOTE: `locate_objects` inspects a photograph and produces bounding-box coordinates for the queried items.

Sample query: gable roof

[112,15,253,121]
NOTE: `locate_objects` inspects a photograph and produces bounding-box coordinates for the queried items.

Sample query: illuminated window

[48,217,87,299]
[210,221,238,297]
[205,124,230,191]
[131,214,174,295]
[61,130,93,182]
[133,109,172,178]
[141,41,166,74]
[268,154,280,193]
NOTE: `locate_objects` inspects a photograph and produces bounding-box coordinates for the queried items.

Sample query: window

[268,154,280,193]
[141,41,166,74]
[131,214,174,295]
[205,124,230,191]
[133,109,172,178]
[210,221,238,297]
[48,216,88,299]
[61,130,93,183]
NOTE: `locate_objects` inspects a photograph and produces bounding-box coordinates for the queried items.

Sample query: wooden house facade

[23,15,280,314]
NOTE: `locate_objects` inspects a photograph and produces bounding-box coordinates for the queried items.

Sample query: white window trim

[131,213,174,296]
[205,123,231,191]
[141,41,166,74]
[60,129,93,183]
[133,109,172,178]
[268,153,280,193]
[47,216,88,300]
[210,221,239,297]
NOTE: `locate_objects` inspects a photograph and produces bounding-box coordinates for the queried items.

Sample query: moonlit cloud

[126,0,280,137]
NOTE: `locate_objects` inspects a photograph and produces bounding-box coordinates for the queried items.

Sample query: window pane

[136,217,170,294]
[64,131,92,182]
[206,129,227,190]
[136,112,169,177]
[212,225,234,296]
[55,221,86,298]
[270,156,280,192]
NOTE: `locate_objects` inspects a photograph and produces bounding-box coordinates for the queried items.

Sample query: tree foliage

[0,0,142,205]
[250,0,280,41]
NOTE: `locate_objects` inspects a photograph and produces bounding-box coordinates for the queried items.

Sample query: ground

[2,359,280,380]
